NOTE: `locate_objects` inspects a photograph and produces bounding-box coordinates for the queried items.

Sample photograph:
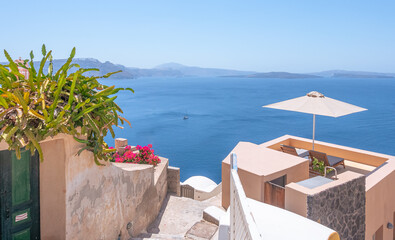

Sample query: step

[131,233,185,240]
[203,206,226,226]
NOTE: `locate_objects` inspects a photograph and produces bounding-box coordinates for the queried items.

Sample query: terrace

[222,135,395,240]
[262,135,386,176]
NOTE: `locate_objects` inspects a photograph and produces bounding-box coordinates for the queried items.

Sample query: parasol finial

[307,91,325,98]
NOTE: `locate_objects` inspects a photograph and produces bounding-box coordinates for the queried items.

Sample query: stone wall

[307,175,366,240]
[17,134,169,240]
[167,166,181,196]
[1,135,172,239]
[62,135,169,239]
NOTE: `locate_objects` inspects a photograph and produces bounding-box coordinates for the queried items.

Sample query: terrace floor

[291,145,378,178]
[342,159,376,174]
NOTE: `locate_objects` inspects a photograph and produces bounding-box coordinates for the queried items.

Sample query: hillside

[155,62,256,77]
[38,58,134,79]
[2,58,394,79]
[28,59,255,78]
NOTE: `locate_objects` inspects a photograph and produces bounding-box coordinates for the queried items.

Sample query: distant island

[154,62,256,77]
[310,70,395,79]
[224,72,321,79]
[1,58,394,79]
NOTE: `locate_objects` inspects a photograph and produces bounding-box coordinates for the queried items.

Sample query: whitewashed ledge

[111,156,168,186]
[181,176,222,201]
[111,162,153,171]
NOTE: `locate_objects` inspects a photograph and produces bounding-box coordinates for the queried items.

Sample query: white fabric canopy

[264,91,367,117]
[263,91,367,149]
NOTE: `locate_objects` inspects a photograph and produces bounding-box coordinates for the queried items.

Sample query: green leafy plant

[312,157,333,175]
[0,45,133,164]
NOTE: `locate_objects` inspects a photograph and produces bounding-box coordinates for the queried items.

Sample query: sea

[102,77,395,183]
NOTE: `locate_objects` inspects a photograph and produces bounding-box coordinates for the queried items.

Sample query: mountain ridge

[153,62,256,77]
[1,58,394,79]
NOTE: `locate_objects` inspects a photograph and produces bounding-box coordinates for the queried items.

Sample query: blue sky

[1,0,394,72]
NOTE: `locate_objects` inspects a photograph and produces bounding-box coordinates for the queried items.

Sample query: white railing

[229,153,262,240]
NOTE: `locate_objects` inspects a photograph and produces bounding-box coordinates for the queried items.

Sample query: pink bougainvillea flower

[111,144,160,166]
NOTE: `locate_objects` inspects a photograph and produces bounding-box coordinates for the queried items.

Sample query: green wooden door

[0,149,40,240]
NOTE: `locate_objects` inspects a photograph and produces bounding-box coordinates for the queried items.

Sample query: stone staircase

[131,233,186,240]
[131,220,218,240]
[131,193,221,240]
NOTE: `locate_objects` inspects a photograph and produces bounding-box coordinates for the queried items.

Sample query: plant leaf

[73,96,117,121]
[118,116,132,127]
[0,95,9,108]
[3,50,19,73]
[25,130,44,162]
[101,70,122,79]
[28,109,45,120]
[13,90,28,114]
[73,136,89,144]
[41,44,47,56]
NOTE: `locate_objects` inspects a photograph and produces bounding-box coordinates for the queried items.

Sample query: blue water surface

[102,77,395,183]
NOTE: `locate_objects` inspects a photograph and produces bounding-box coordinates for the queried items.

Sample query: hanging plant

[0,45,133,165]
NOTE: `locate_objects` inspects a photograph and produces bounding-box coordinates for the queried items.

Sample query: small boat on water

[183,110,189,120]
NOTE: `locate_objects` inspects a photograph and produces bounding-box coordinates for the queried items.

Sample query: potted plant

[311,157,333,176]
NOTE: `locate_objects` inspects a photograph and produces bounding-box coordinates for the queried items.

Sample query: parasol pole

[312,114,316,150]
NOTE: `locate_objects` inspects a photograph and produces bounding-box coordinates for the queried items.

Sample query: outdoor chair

[280,144,309,158]
[308,150,346,169]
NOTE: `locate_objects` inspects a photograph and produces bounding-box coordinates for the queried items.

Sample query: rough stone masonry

[307,176,366,240]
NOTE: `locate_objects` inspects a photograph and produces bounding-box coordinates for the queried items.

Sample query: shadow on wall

[139,193,172,236]
[0,135,171,240]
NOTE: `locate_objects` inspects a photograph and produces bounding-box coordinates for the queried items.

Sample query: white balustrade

[229,153,262,240]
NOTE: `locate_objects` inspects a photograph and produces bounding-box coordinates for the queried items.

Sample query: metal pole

[312,114,316,150]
